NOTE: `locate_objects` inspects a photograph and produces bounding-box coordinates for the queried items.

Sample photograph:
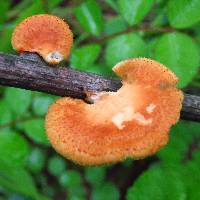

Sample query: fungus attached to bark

[12,14,73,64]
[45,58,183,165]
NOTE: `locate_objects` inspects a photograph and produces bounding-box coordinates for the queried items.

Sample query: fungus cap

[45,58,183,165]
[12,14,73,64]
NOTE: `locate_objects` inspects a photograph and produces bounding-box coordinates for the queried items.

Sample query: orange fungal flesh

[12,14,73,64]
[45,58,183,165]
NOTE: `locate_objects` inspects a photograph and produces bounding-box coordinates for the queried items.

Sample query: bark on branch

[0,52,200,122]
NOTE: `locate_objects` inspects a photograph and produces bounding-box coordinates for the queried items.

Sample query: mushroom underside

[46,58,183,165]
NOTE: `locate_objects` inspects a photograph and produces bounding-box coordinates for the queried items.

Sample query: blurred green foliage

[0,0,200,199]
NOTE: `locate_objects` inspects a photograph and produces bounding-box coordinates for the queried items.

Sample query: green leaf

[85,166,106,186]
[15,0,44,23]
[48,0,64,10]
[84,64,112,76]
[0,130,30,167]
[68,187,86,200]
[7,194,28,200]
[0,159,40,199]
[157,121,200,163]
[68,195,86,200]
[147,38,159,58]
[193,148,200,166]
[105,33,147,68]
[75,0,104,36]
[0,1,11,24]
[41,185,56,198]
[0,100,12,131]
[92,182,120,200]
[27,148,46,173]
[0,26,14,53]
[117,0,154,25]
[59,171,82,188]
[70,44,101,70]
[23,119,49,145]
[168,0,200,28]
[151,4,168,28]
[14,112,32,132]
[182,162,200,200]
[8,0,32,16]
[32,95,54,116]
[4,88,32,116]
[155,32,200,88]
[0,0,44,53]
[127,164,186,200]
[104,16,128,36]
[104,0,118,12]
[48,156,66,176]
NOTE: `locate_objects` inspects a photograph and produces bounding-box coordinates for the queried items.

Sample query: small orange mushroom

[12,14,73,64]
[45,58,183,165]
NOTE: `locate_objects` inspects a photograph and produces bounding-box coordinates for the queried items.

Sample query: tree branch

[89,26,174,44]
[0,52,121,98]
[0,52,200,122]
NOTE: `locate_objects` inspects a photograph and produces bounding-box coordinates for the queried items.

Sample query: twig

[0,52,121,98]
[0,52,200,122]
[80,25,175,45]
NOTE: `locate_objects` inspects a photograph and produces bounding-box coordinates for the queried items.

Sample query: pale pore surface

[112,109,153,130]
[112,106,134,130]
[146,103,156,114]
[86,83,153,130]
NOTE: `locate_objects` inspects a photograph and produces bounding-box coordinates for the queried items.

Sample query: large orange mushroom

[12,14,73,64]
[45,58,183,165]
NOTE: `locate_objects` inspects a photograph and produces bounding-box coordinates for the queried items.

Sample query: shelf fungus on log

[45,58,183,166]
[11,14,73,64]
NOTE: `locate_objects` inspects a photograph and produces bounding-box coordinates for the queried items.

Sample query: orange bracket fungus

[12,14,73,64]
[45,58,183,166]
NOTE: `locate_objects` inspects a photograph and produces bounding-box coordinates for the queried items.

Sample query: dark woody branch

[0,52,200,122]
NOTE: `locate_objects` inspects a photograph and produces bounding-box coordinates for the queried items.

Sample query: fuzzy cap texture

[45,58,183,165]
[12,14,73,64]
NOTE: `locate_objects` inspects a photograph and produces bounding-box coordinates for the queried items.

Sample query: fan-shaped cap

[12,14,73,64]
[45,58,183,165]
